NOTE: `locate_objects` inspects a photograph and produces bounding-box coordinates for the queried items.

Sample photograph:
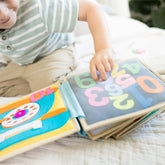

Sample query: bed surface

[1,15,165,165]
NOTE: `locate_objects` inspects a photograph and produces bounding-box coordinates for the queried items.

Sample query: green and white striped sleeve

[40,0,79,33]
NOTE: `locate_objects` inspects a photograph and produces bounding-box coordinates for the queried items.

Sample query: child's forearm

[78,0,113,81]
[87,4,111,52]
[78,0,111,52]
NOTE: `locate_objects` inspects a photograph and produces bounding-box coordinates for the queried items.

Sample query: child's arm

[78,0,114,81]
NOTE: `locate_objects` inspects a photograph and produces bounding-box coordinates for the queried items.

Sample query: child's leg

[0,62,30,96]
[0,62,25,82]
[0,77,31,97]
[23,44,75,92]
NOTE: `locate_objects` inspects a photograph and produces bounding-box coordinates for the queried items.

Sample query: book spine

[59,82,85,119]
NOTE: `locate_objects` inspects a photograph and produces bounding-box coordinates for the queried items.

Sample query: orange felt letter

[137,76,164,93]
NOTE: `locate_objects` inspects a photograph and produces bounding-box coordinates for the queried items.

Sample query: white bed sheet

[1,16,165,165]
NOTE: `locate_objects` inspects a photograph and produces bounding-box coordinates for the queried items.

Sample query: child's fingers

[90,62,98,81]
[108,57,114,69]
[102,58,111,72]
[96,64,107,80]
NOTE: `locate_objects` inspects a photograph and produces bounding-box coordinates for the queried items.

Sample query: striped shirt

[0,0,79,65]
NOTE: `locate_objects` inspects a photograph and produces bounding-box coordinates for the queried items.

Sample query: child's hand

[78,0,114,80]
[90,48,114,81]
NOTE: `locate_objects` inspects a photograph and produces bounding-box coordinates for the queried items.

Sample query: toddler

[0,0,113,96]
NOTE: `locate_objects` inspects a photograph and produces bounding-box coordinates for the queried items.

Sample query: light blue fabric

[59,81,85,119]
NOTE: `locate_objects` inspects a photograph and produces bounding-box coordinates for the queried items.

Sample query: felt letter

[30,91,45,102]
[125,83,153,108]
[110,94,134,110]
[122,63,141,75]
[111,64,126,78]
[85,87,109,107]
[104,84,123,96]
[74,73,96,89]
[45,87,56,95]
[97,76,113,85]
[137,76,164,93]
[116,74,136,89]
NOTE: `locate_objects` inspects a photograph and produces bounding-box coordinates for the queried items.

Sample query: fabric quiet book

[0,58,165,162]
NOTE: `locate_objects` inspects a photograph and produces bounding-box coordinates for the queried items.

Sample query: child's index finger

[90,65,99,81]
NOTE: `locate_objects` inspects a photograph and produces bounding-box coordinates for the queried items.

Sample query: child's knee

[0,78,31,97]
